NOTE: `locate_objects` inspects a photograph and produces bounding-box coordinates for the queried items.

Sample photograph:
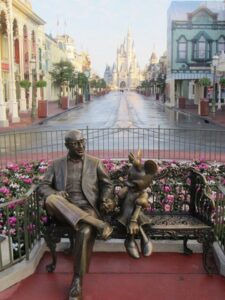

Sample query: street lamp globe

[212,55,219,67]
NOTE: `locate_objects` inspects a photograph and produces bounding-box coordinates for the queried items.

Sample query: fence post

[13,131,18,163]
[86,126,89,152]
[158,125,160,160]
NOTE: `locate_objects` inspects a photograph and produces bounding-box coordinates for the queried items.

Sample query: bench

[40,162,216,274]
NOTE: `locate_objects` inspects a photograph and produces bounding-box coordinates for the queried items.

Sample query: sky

[31,0,222,76]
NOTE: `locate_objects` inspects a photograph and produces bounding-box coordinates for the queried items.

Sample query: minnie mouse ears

[144,160,158,176]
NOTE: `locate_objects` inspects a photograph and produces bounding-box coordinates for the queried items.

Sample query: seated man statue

[38,130,113,300]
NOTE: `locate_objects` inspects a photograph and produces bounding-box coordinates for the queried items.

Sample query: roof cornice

[13,0,46,25]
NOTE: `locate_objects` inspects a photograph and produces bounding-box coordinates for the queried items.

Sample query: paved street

[33,91,224,130]
[1,92,225,165]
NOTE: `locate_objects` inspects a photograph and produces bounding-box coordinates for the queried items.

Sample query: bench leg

[64,233,75,256]
[183,236,193,255]
[202,232,216,275]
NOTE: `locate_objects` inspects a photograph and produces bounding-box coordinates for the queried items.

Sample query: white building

[104,31,142,90]
[0,0,45,127]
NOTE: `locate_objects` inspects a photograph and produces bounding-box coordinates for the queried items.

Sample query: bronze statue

[38,130,113,300]
[103,150,158,259]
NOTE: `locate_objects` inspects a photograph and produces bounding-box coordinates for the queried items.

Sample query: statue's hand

[128,221,139,235]
[101,198,119,214]
[56,191,69,199]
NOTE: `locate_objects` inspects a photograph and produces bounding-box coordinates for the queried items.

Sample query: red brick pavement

[178,104,225,128]
[1,252,225,300]
[0,101,79,132]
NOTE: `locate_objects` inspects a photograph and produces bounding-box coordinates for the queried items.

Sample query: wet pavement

[0,92,224,132]
[32,91,224,131]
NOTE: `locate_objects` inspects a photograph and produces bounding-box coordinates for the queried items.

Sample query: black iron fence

[214,185,225,253]
[1,127,225,166]
[0,185,40,271]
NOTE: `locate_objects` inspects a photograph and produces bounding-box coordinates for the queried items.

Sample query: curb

[36,104,83,126]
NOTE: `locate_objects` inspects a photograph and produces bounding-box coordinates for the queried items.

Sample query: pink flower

[41,216,48,223]
[166,194,174,202]
[8,216,17,225]
[163,186,171,193]
[39,166,47,173]
[7,163,19,172]
[22,178,33,184]
[164,204,172,212]
[0,186,11,195]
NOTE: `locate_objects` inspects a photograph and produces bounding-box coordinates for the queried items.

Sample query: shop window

[177,36,187,61]
[193,35,211,60]
[217,36,225,54]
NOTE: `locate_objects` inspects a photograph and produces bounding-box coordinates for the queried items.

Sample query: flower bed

[0,159,224,260]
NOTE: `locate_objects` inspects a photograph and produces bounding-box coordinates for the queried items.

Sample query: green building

[167,1,225,109]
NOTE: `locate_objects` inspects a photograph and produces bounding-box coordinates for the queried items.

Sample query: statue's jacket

[38,154,113,216]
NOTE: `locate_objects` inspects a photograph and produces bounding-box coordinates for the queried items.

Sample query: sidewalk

[172,103,225,128]
[0,100,80,132]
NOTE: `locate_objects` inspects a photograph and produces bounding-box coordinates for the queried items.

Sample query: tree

[198,77,211,98]
[36,80,47,100]
[50,60,74,97]
[19,80,31,90]
[219,78,225,87]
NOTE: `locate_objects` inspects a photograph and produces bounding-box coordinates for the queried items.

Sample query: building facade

[104,31,142,90]
[166,1,225,108]
[0,0,45,126]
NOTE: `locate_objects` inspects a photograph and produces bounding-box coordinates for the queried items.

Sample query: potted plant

[36,80,48,118]
[19,80,31,112]
[198,77,211,116]
[198,77,211,99]
[219,78,225,87]
[19,79,31,90]
[50,60,74,109]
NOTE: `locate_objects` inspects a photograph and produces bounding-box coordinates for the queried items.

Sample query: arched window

[193,35,211,60]
[217,36,225,54]
[177,36,187,60]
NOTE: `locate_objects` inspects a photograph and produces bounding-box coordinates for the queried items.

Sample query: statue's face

[65,139,86,158]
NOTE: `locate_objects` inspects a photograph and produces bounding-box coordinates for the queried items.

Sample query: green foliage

[198,78,211,87]
[50,60,74,87]
[219,78,225,87]
[77,72,88,88]
[36,80,47,88]
[19,80,31,89]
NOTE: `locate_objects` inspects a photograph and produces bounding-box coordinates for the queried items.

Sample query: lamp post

[30,58,37,119]
[212,55,219,114]
[84,70,90,101]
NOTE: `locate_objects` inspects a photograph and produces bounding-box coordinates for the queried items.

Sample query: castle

[104,31,142,90]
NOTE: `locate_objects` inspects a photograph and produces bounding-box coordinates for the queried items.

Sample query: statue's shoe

[69,276,82,300]
[124,237,140,259]
[141,237,153,257]
[101,223,113,240]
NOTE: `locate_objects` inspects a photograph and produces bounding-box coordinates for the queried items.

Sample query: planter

[178,96,186,109]
[38,100,48,118]
[200,99,209,116]
[61,96,69,109]
[156,93,159,100]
